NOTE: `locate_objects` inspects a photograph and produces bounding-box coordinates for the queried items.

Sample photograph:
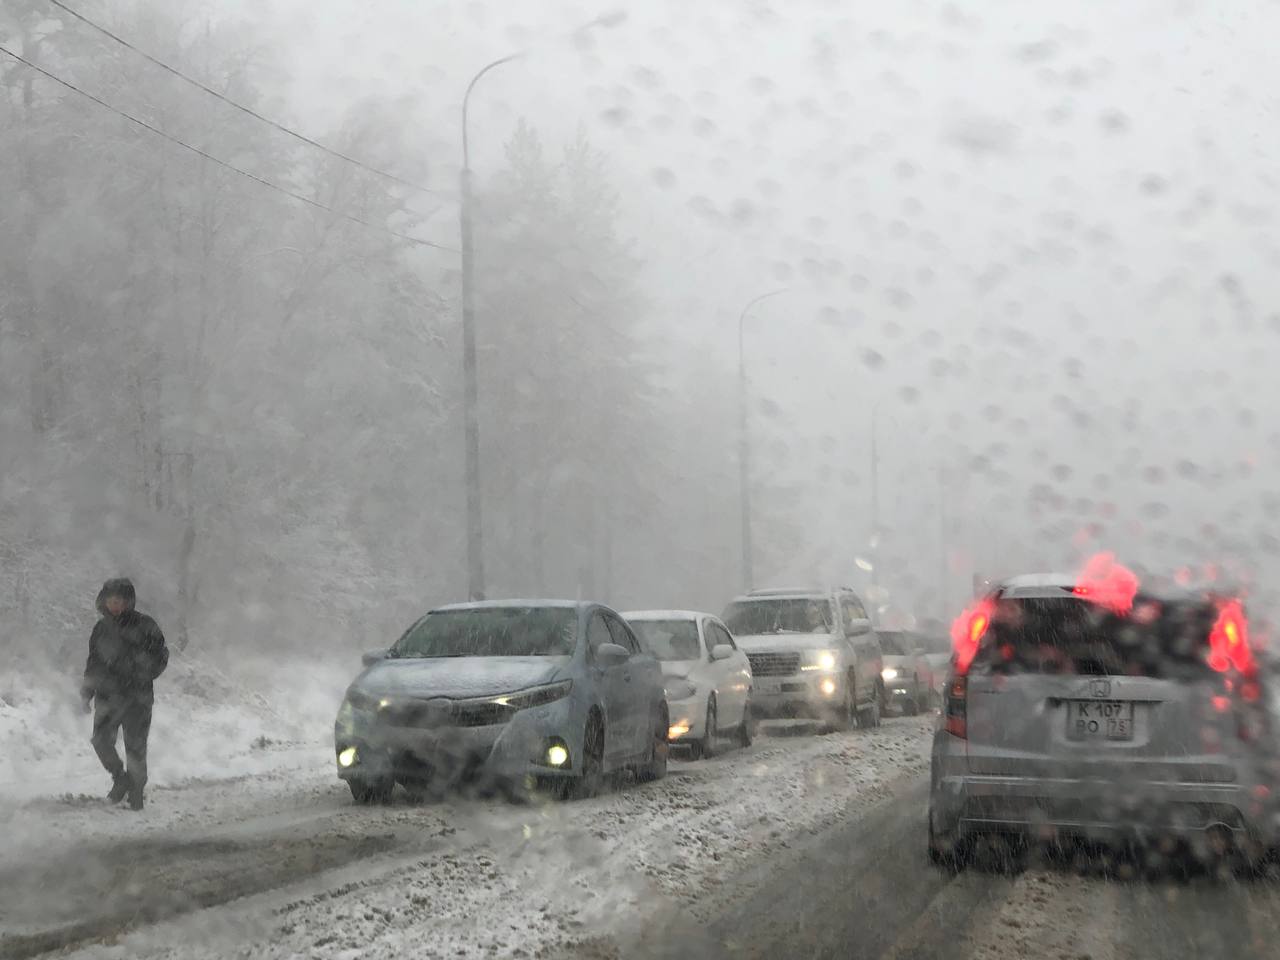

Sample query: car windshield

[722,599,834,635]
[879,632,908,656]
[629,620,701,661]
[391,608,577,658]
[978,595,1219,679]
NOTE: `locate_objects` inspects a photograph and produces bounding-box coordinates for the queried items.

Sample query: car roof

[620,609,713,622]
[734,588,837,600]
[430,599,587,613]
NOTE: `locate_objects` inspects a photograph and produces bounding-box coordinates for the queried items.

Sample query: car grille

[380,698,515,729]
[747,652,801,677]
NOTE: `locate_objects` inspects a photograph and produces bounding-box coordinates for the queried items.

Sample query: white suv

[721,587,885,728]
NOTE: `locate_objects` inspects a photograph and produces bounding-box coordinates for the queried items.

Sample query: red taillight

[944,675,968,739]
[1073,551,1139,615]
[1208,599,1256,678]
[950,598,995,675]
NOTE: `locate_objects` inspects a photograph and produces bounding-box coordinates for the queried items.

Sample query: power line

[0,43,458,253]
[44,0,449,199]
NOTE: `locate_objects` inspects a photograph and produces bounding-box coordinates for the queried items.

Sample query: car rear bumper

[750,673,847,717]
[933,772,1276,843]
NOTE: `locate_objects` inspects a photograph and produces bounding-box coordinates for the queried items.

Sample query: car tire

[639,703,669,782]
[700,697,717,760]
[832,674,856,731]
[568,716,605,800]
[903,678,921,717]
[858,688,881,729]
[737,698,755,749]
[928,810,969,872]
[348,776,393,805]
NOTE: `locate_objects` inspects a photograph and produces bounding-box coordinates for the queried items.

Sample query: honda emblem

[1089,679,1111,698]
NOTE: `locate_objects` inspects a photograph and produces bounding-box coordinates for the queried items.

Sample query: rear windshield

[977,595,1218,679]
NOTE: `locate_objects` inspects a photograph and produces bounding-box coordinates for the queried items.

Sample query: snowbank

[0,651,350,805]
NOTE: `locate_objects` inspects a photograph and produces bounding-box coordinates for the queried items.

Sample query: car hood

[659,660,699,679]
[881,654,914,668]
[733,633,839,652]
[354,656,569,700]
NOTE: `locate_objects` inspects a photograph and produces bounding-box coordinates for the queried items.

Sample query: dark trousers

[91,693,153,787]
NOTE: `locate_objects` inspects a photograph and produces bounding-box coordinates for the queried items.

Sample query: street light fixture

[737,288,789,591]
[458,12,626,601]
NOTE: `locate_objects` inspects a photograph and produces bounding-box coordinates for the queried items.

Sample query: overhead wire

[43,0,448,199]
[0,42,458,253]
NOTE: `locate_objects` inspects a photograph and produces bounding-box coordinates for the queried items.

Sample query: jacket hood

[96,578,136,616]
[354,655,568,700]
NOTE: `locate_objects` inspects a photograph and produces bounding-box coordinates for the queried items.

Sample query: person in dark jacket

[80,578,169,810]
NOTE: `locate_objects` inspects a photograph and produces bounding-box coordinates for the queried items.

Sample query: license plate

[758,679,782,695]
[1066,700,1135,741]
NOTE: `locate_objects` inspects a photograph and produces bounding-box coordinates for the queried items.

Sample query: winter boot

[127,780,145,811]
[107,773,130,803]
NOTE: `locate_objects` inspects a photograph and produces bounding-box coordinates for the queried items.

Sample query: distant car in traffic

[622,610,754,758]
[722,587,885,728]
[929,566,1280,869]
[334,600,669,802]
[876,629,930,715]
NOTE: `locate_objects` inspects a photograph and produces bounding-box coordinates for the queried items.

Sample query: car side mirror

[596,642,630,667]
[710,643,734,662]
[847,620,872,637]
[362,649,390,667]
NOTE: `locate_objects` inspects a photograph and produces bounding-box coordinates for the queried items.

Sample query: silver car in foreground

[335,600,669,802]
[929,573,1279,868]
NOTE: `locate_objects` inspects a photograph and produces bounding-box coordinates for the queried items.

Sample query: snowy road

[4,716,1278,959]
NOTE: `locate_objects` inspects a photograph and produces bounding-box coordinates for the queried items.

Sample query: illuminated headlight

[546,744,570,767]
[819,678,838,696]
[881,667,899,681]
[669,721,691,740]
[664,679,697,702]
[337,746,358,768]
[493,680,573,710]
[801,650,839,672]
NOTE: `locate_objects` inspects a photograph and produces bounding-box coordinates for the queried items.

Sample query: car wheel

[832,674,856,731]
[639,703,669,782]
[569,717,605,800]
[928,809,969,872]
[858,687,881,729]
[737,698,755,748]
[348,776,393,805]
[903,678,921,717]
[700,697,718,760]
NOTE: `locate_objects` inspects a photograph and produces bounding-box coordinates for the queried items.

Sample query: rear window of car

[976,595,1218,680]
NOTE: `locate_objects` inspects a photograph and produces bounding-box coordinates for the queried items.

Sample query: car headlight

[344,688,379,712]
[492,680,573,710]
[881,667,899,681]
[801,649,839,671]
[664,679,697,701]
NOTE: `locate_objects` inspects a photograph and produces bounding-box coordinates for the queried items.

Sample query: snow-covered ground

[2,703,934,960]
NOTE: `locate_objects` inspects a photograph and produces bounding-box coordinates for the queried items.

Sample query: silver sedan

[335,600,669,802]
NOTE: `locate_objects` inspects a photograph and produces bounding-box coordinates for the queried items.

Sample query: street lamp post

[737,289,788,591]
[457,13,624,602]
[459,55,522,601]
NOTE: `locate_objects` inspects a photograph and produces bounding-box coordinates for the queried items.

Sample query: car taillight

[1208,599,1256,678]
[950,597,994,675]
[1072,551,1139,615]
[944,675,967,739]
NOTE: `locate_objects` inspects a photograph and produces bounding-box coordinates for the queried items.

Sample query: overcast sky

[214,0,1280,621]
